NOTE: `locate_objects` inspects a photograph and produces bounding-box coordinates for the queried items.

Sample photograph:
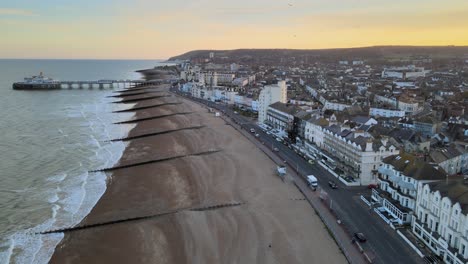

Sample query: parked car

[354,232,367,242]
[345,176,355,182]
[328,181,338,189]
[276,137,282,142]
[368,183,378,189]
[308,159,315,165]
[273,147,279,152]
[255,133,260,137]
[250,128,255,133]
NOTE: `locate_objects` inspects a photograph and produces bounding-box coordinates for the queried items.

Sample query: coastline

[48,72,347,263]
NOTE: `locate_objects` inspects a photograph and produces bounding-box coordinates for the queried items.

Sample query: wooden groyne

[38,202,244,235]
[90,149,222,172]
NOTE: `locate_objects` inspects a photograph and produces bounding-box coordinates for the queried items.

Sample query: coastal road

[171,90,424,264]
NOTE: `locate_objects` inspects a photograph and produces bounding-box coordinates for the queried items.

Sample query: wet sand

[50,84,346,264]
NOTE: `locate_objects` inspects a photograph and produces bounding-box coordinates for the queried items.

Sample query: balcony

[445,245,468,264]
[414,217,435,235]
[378,177,392,185]
[374,188,411,213]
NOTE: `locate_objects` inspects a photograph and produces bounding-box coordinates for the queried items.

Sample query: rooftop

[428,178,468,214]
[269,102,302,116]
[383,153,447,181]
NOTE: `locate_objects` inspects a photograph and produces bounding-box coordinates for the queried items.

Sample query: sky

[1,0,468,59]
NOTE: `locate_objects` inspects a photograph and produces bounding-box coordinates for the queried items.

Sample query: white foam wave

[0,203,63,264]
[0,90,135,264]
[47,173,67,183]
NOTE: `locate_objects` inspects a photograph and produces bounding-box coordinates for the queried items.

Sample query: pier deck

[13,79,177,90]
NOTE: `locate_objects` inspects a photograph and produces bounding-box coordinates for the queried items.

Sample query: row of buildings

[371,153,468,264]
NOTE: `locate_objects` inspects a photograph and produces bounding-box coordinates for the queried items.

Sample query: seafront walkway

[172,90,368,264]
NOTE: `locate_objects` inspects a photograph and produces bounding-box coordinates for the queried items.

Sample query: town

[171,47,468,264]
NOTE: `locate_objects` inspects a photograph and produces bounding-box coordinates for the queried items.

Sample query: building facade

[370,107,406,118]
[412,180,468,264]
[258,80,287,124]
[304,116,330,149]
[322,125,399,185]
[430,146,468,175]
[414,118,441,137]
[265,102,302,134]
[372,154,447,226]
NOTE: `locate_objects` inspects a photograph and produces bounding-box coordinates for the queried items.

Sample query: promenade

[174,90,369,264]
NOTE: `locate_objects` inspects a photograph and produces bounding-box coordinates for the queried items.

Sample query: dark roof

[307,116,330,127]
[383,153,447,181]
[326,124,341,134]
[388,128,415,142]
[352,115,371,124]
[430,146,465,164]
[414,116,440,124]
[428,179,468,214]
[269,102,302,115]
[368,125,392,138]
[295,110,311,120]
[359,125,372,132]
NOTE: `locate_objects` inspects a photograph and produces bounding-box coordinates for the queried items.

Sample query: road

[172,89,424,264]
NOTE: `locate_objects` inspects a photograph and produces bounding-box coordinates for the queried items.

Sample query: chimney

[365,138,373,152]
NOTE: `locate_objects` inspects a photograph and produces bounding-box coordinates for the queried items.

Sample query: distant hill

[169,46,468,63]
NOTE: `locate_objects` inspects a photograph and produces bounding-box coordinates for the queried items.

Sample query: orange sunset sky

[1,0,468,59]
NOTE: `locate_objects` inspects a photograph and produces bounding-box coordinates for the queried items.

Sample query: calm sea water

[0,59,164,264]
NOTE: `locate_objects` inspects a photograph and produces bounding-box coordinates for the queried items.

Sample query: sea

[0,59,166,264]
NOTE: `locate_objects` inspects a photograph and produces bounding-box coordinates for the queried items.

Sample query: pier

[12,78,176,90]
[58,79,165,89]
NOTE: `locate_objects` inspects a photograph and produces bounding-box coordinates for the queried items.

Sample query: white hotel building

[369,107,406,118]
[412,179,468,264]
[322,125,399,185]
[372,153,446,225]
[258,81,287,124]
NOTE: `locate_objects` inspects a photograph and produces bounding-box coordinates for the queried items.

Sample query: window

[415,227,421,235]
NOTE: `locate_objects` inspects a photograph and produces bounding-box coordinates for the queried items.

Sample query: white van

[307,175,318,188]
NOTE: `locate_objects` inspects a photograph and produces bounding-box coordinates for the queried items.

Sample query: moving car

[354,232,367,242]
[328,181,338,189]
[273,147,279,152]
[306,175,318,188]
[250,128,255,133]
[255,133,260,137]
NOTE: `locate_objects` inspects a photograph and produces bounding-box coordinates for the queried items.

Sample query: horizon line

[2,44,468,60]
